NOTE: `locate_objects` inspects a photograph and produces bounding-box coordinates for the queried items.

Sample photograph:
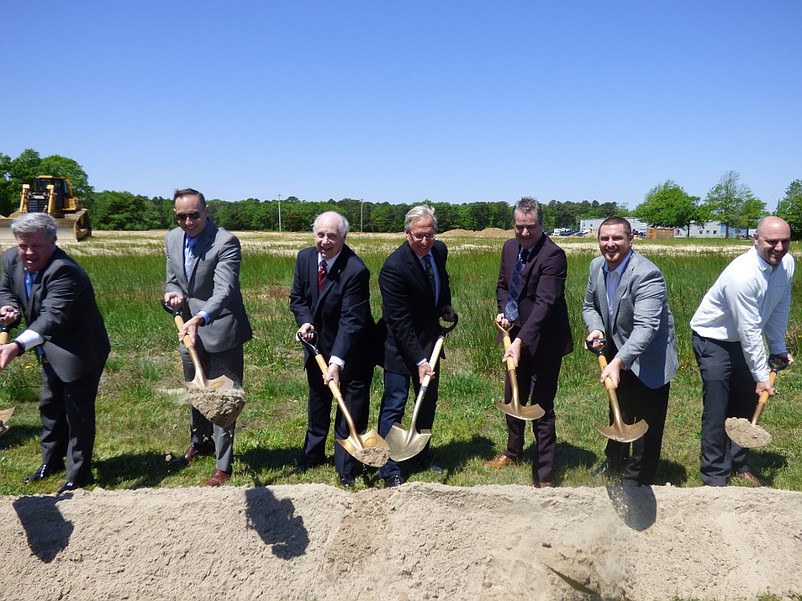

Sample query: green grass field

[2,231,801,495]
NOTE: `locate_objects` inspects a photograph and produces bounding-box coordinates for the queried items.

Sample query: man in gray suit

[0,213,110,495]
[583,216,678,486]
[165,188,252,487]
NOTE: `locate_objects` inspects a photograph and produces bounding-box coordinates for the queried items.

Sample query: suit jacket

[379,239,452,375]
[496,235,573,359]
[289,244,374,380]
[165,220,252,353]
[582,250,678,389]
[0,246,110,383]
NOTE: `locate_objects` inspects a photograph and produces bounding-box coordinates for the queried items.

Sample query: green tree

[775,179,802,240]
[702,171,765,238]
[634,180,702,236]
[93,191,161,230]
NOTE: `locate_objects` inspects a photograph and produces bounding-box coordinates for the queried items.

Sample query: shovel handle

[0,325,10,345]
[752,370,778,424]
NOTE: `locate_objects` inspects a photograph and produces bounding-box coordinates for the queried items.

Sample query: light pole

[277,194,282,233]
[360,198,363,233]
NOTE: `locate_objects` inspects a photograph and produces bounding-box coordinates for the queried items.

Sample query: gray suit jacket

[582,250,678,389]
[0,246,110,383]
[165,220,252,353]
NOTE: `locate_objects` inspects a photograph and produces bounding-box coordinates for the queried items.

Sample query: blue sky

[3,2,800,209]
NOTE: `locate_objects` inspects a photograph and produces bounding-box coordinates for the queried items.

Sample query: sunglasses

[175,211,202,221]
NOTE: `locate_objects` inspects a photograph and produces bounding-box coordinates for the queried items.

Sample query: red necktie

[318,260,327,291]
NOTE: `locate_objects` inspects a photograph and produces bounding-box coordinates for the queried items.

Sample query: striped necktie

[504,248,529,322]
[318,260,328,291]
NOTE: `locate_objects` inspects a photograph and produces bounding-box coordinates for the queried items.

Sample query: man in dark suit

[290,211,375,488]
[484,197,573,487]
[0,213,110,494]
[377,205,457,487]
[165,188,252,487]
[583,216,678,486]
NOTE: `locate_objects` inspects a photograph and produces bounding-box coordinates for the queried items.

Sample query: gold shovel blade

[725,417,773,448]
[338,430,392,467]
[495,400,545,421]
[385,423,432,462]
[595,419,648,444]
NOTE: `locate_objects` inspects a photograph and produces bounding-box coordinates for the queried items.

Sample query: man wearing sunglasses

[164,188,252,486]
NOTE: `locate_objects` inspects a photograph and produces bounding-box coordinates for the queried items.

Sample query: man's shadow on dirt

[13,496,73,563]
[245,483,309,559]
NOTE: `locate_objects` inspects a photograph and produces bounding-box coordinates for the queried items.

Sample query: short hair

[514,197,543,226]
[598,216,632,237]
[173,188,206,207]
[313,211,349,236]
[11,212,58,241]
[404,205,437,233]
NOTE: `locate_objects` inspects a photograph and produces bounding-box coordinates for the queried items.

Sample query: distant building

[673,221,751,238]
[579,217,649,237]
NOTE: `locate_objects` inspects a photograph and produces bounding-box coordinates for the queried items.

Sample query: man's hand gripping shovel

[493,321,545,421]
[296,332,390,468]
[586,338,648,443]
[385,315,458,462]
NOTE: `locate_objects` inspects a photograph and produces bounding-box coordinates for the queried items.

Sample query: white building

[674,221,751,238]
[579,217,650,236]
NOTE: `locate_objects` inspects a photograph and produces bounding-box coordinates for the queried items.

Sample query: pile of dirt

[3,483,801,600]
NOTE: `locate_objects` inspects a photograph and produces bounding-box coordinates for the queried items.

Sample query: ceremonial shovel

[725,356,788,449]
[0,326,15,436]
[385,316,458,462]
[163,303,235,391]
[296,332,390,467]
[493,321,545,421]
[587,339,648,443]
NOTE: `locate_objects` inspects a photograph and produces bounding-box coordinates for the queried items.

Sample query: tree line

[3,148,801,237]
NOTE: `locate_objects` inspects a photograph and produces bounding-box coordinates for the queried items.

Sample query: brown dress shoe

[732,470,767,487]
[205,470,229,487]
[484,454,521,468]
[168,443,214,469]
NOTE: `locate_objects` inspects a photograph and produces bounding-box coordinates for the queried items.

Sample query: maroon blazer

[496,234,573,360]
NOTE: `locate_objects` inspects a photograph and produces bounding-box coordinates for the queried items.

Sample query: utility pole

[360,198,363,233]
[278,194,282,233]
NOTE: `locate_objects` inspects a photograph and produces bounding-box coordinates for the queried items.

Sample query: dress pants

[180,343,243,474]
[301,366,371,476]
[692,332,756,486]
[40,362,103,485]
[378,370,439,479]
[501,356,562,483]
[603,368,669,486]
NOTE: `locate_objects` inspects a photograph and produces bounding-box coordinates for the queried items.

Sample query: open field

[1,229,801,600]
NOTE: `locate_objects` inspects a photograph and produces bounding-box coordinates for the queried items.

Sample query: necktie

[25,270,34,299]
[504,248,529,322]
[184,236,197,278]
[318,260,328,291]
[423,254,435,298]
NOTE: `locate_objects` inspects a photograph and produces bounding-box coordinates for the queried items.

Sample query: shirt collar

[603,250,633,276]
[321,251,340,266]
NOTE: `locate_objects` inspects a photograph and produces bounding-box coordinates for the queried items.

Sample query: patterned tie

[184,236,197,279]
[504,248,529,322]
[423,254,435,299]
[25,270,34,299]
[318,260,328,292]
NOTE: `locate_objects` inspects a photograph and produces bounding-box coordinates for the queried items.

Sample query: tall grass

[1,232,800,494]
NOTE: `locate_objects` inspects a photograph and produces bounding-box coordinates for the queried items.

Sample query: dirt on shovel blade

[725,417,772,448]
[183,388,246,428]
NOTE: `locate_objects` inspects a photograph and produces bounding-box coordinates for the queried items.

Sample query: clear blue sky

[3,2,800,209]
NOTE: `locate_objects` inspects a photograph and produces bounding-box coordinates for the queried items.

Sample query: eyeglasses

[409,232,435,242]
[175,211,202,221]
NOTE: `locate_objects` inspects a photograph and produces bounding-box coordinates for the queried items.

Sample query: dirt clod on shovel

[183,388,246,428]
[725,417,772,448]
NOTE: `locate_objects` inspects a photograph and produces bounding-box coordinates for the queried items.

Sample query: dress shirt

[603,251,632,323]
[691,245,795,381]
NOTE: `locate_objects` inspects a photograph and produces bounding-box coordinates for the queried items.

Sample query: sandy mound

[3,483,801,600]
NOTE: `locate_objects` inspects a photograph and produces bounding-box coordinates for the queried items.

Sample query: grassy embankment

[1,231,801,494]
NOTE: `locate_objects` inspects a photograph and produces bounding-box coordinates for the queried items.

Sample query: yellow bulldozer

[0,175,92,242]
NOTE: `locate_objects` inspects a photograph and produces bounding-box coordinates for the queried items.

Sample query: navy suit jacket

[289,244,374,380]
[165,220,252,353]
[496,234,573,359]
[0,246,109,383]
[379,239,452,375]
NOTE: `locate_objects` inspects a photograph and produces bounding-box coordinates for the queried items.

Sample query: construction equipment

[1,176,91,241]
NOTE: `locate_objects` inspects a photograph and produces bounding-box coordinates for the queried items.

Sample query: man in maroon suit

[484,197,573,487]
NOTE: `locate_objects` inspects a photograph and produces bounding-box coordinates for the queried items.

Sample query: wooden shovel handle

[0,328,9,345]
[597,355,617,392]
[752,370,778,424]
[173,314,195,350]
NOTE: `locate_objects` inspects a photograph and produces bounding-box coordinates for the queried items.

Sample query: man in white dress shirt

[690,216,795,487]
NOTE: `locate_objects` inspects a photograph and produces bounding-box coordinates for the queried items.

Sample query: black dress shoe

[338,473,355,488]
[590,460,622,478]
[384,475,404,488]
[56,477,94,496]
[24,462,65,484]
[290,459,324,475]
[168,443,214,469]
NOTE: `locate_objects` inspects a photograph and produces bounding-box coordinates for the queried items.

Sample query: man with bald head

[691,216,795,487]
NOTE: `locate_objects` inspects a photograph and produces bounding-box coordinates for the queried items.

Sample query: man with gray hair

[0,213,110,494]
[377,205,457,487]
[290,211,375,487]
